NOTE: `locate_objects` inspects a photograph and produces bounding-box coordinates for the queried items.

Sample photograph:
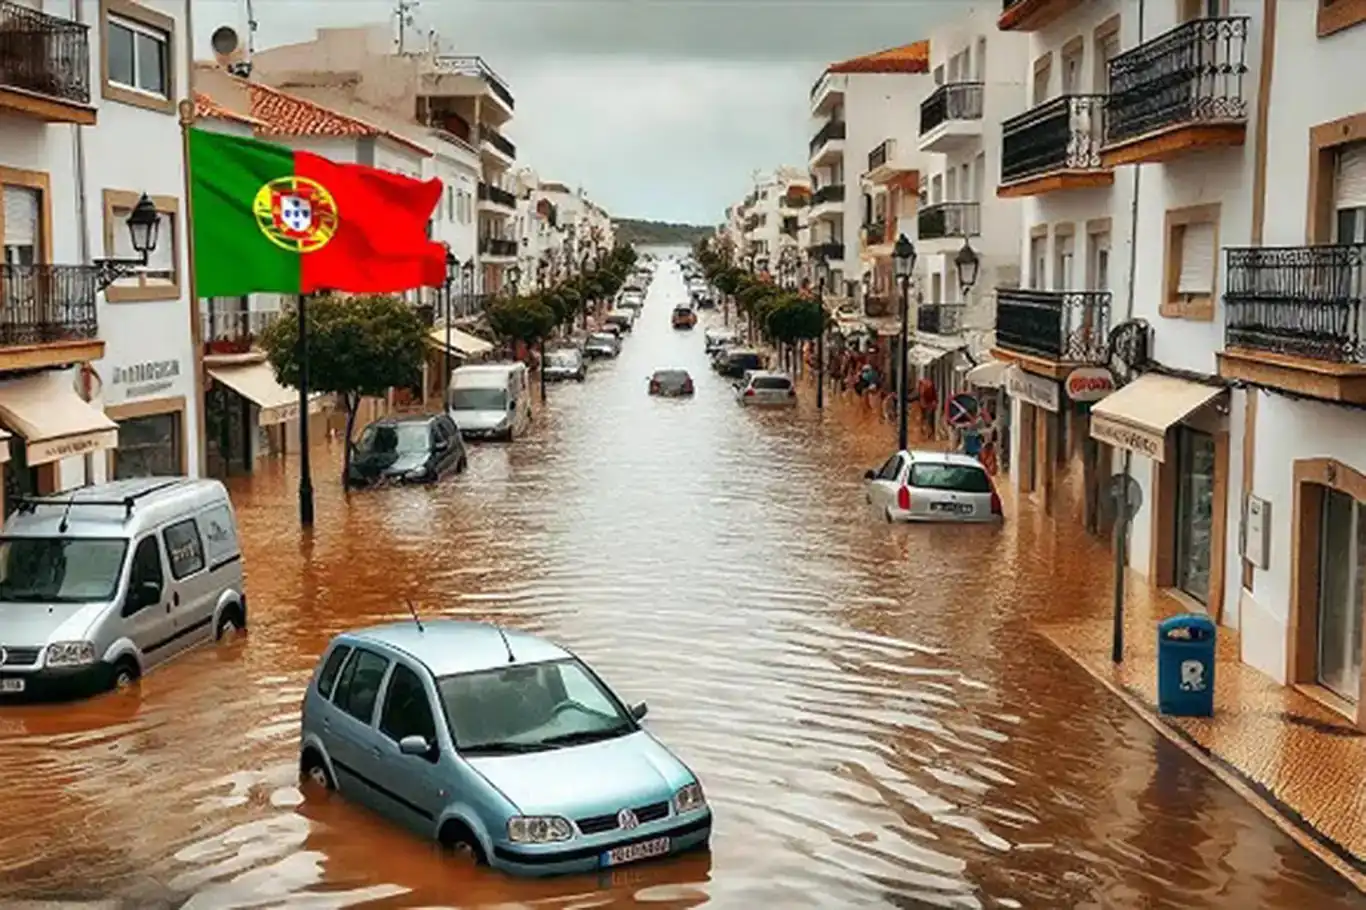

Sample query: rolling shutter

[2,186,39,247]
[1335,145,1366,209]
[1177,222,1216,295]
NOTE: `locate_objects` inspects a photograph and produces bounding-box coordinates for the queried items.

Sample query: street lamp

[94,193,160,289]
[892,234,917,452]
[442,250,458,405]
[460,259,475,319]
[954,238,980,292]
[756,254,769,277]
[815,254,830,410]
[508,263,522,295]
[536,256,550,404]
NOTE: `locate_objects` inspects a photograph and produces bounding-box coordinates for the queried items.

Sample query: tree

[766,295,826,344]
[259,292,427,486]
[485,294,556,347]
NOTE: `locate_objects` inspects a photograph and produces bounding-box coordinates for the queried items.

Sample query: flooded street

[1,258,1362,909]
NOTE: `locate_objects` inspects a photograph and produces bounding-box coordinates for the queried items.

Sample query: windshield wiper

[461,741,552,755]
[538,725,634,747]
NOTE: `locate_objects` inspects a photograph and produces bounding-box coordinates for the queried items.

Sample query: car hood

[466,730,692,816]
[0,600,106,647]
[545,363,580,374]
[351,451,428,476]
[453,410,508,431]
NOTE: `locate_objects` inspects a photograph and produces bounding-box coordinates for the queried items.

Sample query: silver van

[0,477,246,700]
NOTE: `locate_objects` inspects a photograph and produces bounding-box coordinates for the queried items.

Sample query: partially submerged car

[544,348,586,382]
[348,414,468,486]
[648,369,694,396]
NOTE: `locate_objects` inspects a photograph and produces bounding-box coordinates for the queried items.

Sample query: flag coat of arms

[188,128,447,297]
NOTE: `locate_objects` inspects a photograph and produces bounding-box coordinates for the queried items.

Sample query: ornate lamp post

[95,193,160,289]
[460,259,475,319]
[815,254,830,410]
[892,234,917,452]
[536,256,550,403]
[955,238,980,293]
[442,250,458,405]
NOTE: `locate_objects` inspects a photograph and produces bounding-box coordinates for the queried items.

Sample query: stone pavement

[1040,582,1366,892]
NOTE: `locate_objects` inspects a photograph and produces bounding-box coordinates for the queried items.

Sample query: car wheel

[301,749,335,790]
[216,606,244,641]
[111,658,140,690]
[456,456,468,473]
[440,821,488,865]
[884,507,895,524]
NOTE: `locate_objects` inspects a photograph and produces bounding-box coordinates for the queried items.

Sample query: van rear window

[909,463,991,493]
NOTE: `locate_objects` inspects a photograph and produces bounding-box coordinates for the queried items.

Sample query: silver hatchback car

[864,450,1003,523]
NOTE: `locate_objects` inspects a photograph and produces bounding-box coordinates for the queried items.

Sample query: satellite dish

[210,26,239,56]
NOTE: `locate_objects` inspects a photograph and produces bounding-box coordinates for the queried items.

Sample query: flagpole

[179,101,207,478]
[298,291,314,528]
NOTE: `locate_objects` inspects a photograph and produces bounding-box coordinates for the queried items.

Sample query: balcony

[810,71,847,115]
[780,191,808,210]
[428,55,514,114]
[918,202,981,242]
[917,303,966,336]
[863,218,887,248]
[869,141,891,172]
[994,288,1111,375]
[781,217,799,237]
[807,241,845,262]
[919,83,984,153]
[0,263,104,369]
[478,182,517,211]
[998,0,1085,32]
[480,127,516,163]
[1219,245,1366,404]
[809,119,846,166]
[809,184,845,221]
[998,95,1112,198]
[480,236,518,258]
[0,0,95,125]
[202,306,281,365]
[1102,17,1250,168]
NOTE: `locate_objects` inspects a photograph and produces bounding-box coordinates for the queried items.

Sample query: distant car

[300,620,712,877]
[713,348,764,378]
[692,291,716,309]
[617,293,645,314]
[735,371,796,406]
[864,450,1003,523]
[605,311,634,333]
[584,332,621,358]
[348,414,467,487]
[703,328,739,355]
[671,306,697,329]
[544,348,586,382]
[648,369,694,397]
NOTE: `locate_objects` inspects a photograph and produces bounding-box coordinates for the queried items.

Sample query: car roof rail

[12,479,181,520]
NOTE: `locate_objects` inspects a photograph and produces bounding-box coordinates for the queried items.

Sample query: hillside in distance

[614,218,714,247]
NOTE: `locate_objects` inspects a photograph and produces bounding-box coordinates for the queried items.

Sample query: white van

[448,362,532,441]
[0,478,246,700]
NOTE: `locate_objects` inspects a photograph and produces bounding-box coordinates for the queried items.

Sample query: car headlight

[507,816,574,843]
[673,781,706,814]
[404,468,429,480]
[46,641,96,667]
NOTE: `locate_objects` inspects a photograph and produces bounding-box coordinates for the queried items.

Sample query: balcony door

[1054,234,1075,290]
[2,184,45,337]
[1334,145,1366,244]
[1089,231,1111,291]
[2,185,40,266]
[1030,236,1047,289]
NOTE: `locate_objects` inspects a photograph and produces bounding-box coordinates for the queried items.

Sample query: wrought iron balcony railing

[920,82,984,135]
[0,263,99,345]
[917,303,965,335]
[868,140,892,172]
[864,219,887,245]
[0,0,91,105]
[918,202,981,240]
[781,217,799,236]
[1224,245,1366,364]
[202,305,281,354]
[481,127,516,159]
[432,55,514,110]
[1104,16,1249,147]
[478,182,517,209]
[480,236,518,257]
[809,119,847,155]
[807,241,845,262]
[812,184,845,207]
[1001,94,1106,183]
[996,288,1111,363]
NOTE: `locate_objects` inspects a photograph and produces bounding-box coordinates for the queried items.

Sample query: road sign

[945,392,979,428]
[1103,472,1143,523]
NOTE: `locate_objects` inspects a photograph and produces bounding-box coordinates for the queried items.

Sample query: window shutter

[2,186,39,247]
[1177,222,1216,295]
[1335,146,1366,209]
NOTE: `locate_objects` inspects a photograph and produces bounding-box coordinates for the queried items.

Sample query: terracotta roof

[243,81,433,157]
[826,41,930,76]
[193,91,264,127]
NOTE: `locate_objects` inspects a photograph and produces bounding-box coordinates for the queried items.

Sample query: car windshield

[753,376,791,390]
[909,463,992,493]
[449,387,506,411]
[547,351,580,367]
[589,334,615,344]
[357,423,429,454]
[0,537,128,603]
[438,658,634,753]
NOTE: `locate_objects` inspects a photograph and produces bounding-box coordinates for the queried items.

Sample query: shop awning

[964,359,1007,388]
[207,362,327,427]
[1090,372,1225,462]
[0,372,117,465]
[427,326,494,357]
[906,343,960,368]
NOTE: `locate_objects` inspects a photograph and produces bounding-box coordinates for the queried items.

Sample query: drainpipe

[73,0,95,486]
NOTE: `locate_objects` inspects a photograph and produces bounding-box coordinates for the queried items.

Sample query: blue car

[299,620,712,876]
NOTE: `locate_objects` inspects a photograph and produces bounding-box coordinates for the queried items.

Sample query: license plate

[931,502,972,514]
[0,678,25,693]
[601,836,670,867]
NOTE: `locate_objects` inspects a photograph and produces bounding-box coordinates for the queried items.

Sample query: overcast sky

[194,0,969,225]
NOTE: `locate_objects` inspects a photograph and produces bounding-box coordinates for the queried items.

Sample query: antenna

[494,625,515,664]
[57,494,77,533]
[394,0,419,54]
[404,597,425,633]
[245,0,257,56]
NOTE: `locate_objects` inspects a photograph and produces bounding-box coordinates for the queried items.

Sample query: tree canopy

[485,294,557,344]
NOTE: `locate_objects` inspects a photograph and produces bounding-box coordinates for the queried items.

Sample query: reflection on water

[0,260,1361,908]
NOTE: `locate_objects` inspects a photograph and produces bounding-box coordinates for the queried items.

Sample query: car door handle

[172,592,180,607]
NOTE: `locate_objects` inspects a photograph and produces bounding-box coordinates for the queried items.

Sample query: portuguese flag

[189,128,446,297]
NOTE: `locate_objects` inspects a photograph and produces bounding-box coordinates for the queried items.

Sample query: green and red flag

[188,128,446,297]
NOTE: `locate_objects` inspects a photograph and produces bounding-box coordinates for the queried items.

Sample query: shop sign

[1065,367,1115,402]
[113,359,181,400]
[1005,366,1059,412]
[28,428,119,466]
[259,396,328,427]
[1090,414,1166,461]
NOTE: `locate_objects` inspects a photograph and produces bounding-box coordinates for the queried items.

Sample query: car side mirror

[864,469,876,480]
[630,701,648,721]
[398,734,434,757]
[139,580,162,606]
[508,400,516,411]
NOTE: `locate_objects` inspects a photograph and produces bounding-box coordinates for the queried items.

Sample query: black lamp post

[442,250,458,405]
[537,257,549,403]
[955,238,980,293]
[95,193,160,289]
[460,259,474,319]
[508,263,522,295]
[892,233,917,452]
[815,254,830,410]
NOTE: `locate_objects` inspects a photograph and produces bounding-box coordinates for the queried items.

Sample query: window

[102,190,179,301]
[1334,145,1366,242]
[113,412,181,478]
[875,454,902,481]
[909,463,992,493]
[163,518,204,579]
[1032,54,1052,106]
[1174,427,1216,605]
[121,536,161,615]
[380,663,438,744]
[1054,231,1075,290]
[333,649,390,724]
[1319,0,1366,37]
[317,645,352,699]
[1029,234,1047,289]
[1060,40,1083,94]
[1162,204,1220,320]
[101,1,175,114]
[2,185,41,266]
[1096,30,1121,95]
[1089,231,1111,291]
[1317,488,1365,702]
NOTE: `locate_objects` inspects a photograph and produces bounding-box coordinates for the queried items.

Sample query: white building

[0,0,201,507]
[512,168,568,290]
[538,182,614,274]
[739,167,807,265]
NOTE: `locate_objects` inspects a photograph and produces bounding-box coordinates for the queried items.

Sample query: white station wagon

[864,450,1003,523]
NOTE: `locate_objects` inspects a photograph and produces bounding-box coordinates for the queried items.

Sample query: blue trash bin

[1157,614,1216,717]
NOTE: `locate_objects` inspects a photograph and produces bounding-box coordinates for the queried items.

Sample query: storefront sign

[113,359,181,400]
[27,428,119,466]
[1005,366,1059,412]
[1090,414,1166,461]
[1065,367,1115,402]
[259,396,327,427]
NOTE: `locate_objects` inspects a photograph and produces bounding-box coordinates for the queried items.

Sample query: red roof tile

[826,41,930,76]
[244,81,432,157]
[193,91,263,127]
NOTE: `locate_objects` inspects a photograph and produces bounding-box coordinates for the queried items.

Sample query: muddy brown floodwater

[1,259,1363,910]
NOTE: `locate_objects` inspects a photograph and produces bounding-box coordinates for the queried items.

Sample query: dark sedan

[649,369,695,396]
[346,414,467,487]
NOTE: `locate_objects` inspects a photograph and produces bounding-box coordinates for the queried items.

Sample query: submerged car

[671,306,697,329]
[300,621,712,877]
[348,415,468,487]
[713,348,764,378]
[648,369,694,397]
[864,450,1003,523]
[735,371,796,406]
[604,311,634,333]
[544,348,586,382]
[703,328,739,355]
[584,332,621,358]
